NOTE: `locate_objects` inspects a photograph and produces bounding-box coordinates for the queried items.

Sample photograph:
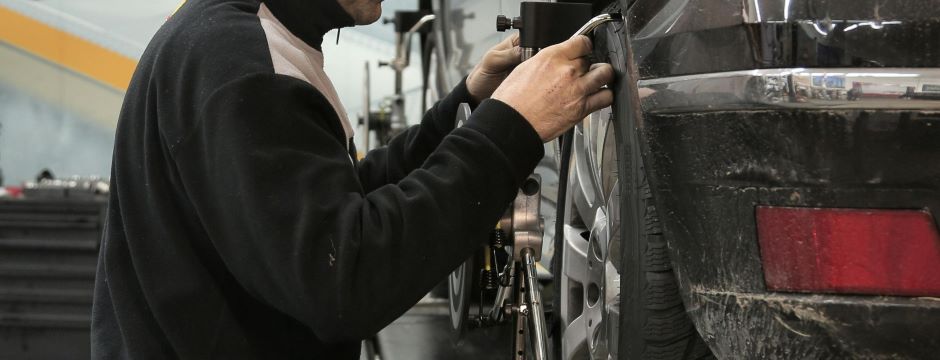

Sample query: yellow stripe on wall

[0,5,138,91]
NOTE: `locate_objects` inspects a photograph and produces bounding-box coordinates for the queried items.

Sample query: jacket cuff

[443,76,485,109]
[464,99,545,184]
[450,77,476,108]
[427,77,474,136]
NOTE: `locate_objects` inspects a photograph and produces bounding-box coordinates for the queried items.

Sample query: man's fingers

[484,46,522,71]
[481,35,523,71]
[579,63,615,92]
[553,35,593,60]
[495,33,520,50]
[574,57,590,73]
[581,64,616,116]
[583,88,614,116]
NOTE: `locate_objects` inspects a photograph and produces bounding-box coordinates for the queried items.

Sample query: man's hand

[467,34,522,104]
[492,36,614,142]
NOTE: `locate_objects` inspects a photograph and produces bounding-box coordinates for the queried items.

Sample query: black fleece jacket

[91,0,543,358]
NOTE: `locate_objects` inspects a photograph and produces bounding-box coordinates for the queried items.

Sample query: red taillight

[756,206,940,297]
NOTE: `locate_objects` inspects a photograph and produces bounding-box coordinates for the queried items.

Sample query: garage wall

[0,0,423,185]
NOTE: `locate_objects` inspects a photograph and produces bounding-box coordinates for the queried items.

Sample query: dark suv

[422,0,940,359]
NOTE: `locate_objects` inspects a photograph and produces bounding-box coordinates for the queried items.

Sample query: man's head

[337,0,383,25]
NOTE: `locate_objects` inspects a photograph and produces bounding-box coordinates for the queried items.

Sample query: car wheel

[553,2,712,359]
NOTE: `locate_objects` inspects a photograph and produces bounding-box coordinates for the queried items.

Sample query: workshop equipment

[496,2,593,61]
[446,4,622,359]
[359,11,435,151]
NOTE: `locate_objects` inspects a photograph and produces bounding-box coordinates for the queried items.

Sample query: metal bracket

[497,2,593,61]
[507,176,547,360]
[503,175,543,261]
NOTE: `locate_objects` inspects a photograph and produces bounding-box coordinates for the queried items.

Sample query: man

[91,0,613,358]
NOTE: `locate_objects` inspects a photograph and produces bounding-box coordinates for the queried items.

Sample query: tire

[552,2,712,359]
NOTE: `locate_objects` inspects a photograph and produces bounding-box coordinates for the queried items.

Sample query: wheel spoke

[562,314,589,360]
[584,281,606,358]
[589,207,609,263]
[604,262,620,306]
[606,296,621,359]
[562,225,590,284]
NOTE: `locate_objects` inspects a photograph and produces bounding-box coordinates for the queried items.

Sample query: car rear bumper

[687,289,940,358]
[636,68,940,358]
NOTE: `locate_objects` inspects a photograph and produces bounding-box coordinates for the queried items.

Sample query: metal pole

[393,32,405,96]
[362,62,370,152]
[523,248,549,360]
[513,264,528,360]
[390,32,406,134]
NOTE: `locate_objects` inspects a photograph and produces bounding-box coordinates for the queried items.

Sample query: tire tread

[604,2,714,359]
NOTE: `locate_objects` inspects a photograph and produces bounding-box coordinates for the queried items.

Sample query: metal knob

[496,15,511,31]
[496,15,521,32]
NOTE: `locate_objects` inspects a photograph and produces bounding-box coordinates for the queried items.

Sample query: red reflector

[2,186,22,198]
[757,207,940,297]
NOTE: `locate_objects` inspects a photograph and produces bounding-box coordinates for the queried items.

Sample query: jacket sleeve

[172,73,543,343]
[356,78,475,192]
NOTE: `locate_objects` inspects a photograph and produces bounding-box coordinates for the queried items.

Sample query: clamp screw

[496,15,522,32]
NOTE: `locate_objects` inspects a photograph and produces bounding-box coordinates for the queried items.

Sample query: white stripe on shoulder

[257,3,354,140]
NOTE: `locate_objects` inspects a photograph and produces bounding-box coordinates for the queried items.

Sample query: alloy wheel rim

[560,119,621,360]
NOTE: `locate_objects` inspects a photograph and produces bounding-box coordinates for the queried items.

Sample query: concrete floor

[367,298,513,360]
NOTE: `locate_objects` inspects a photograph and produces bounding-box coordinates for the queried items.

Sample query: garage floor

[367,298,512,360]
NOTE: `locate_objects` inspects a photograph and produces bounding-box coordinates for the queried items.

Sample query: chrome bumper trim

[637,68,940,112]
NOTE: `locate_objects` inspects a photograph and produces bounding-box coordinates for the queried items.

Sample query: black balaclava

[263,0,356,51]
